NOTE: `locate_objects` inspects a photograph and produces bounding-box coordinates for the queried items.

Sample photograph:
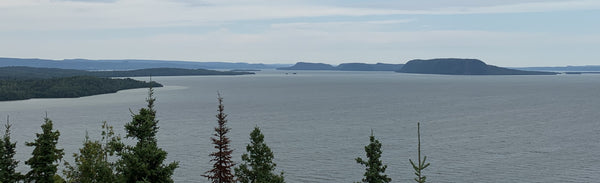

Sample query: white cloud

[270,19,415,31]
[2,0,599,31]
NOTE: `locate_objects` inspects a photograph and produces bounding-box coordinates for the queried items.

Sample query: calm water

[1,71,599,182]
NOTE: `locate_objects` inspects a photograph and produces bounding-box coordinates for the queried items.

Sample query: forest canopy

[0,76,161,101]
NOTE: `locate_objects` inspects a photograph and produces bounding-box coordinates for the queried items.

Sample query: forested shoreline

[0,76,161,101]
[0,66,255,101]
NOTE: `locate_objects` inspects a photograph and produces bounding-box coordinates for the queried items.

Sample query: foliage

[409,123,430,183]
[356,130,391,183]
[117,87,178,183]
[0,116,23,183]
[203,94,236,183]
[24,116,65,183]
[64,121,123,183]
[0,76,161,101]
[235,127,285,183]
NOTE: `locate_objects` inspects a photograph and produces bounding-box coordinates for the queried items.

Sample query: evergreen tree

[0,116,23,183]
[203,94,236,183]
[235,127,284,183]
[117,87,178,183]
[24,116,65,183]
[355,130,391,183]
[409,123,430,183]
[64,121,123,183]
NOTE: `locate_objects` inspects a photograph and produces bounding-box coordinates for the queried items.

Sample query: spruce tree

[24,116,65,183]
[356,130,391,183]
[235,127,285,183]
[0,116,23,183]
[409,123,430,183]
[117,87,178,183]
[203,94,236,183]
[64,121,122,183]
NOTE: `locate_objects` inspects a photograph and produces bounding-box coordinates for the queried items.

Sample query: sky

[0,0,599,67]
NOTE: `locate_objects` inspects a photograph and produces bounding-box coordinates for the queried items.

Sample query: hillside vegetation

[0,76,161,101]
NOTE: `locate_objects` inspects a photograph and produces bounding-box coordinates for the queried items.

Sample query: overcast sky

[1,0,599,66]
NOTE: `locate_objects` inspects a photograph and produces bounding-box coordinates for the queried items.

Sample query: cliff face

[398,58,558,75]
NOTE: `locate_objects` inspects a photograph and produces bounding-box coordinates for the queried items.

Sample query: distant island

[277,62,337,70]
[277,62,403,71]
[0,67,253,101]
[397,58,558,75]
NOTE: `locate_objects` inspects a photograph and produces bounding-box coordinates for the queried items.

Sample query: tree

[355,130,391,183]
[24,115,65,183]
[0,116,23,183]
[409,123,430,183]
[203,94,236,183]
[235,127,284,183]
[117,87,178,183]
[64,121,123,183]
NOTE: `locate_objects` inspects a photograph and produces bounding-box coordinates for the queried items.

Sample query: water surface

[1,71,599,182]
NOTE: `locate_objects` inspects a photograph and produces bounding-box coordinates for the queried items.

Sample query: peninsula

[0,67,253,101]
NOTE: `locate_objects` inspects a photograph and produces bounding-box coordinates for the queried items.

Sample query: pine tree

[117,87,178,183]
[64,121,123,183]
[24,115,65,183]
[409,123,430,183]
[203,94,236,183]
[0,116,23,183]
[235,127,285,183]
[356,130,391,183]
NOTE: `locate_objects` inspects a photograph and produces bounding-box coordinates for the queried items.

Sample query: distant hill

[0,57,291,70]
[337,63,403,71]
[0,66,253,80]
[277,62,337,70]
[398,58,558,75]
[277,62,403,71]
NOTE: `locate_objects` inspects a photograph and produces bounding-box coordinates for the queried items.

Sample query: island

[277,62,403,71]
[277,62,337,70]
[397,58,558,75]
[336,63,403,71]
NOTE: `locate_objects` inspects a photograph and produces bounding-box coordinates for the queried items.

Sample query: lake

[1,70,599,182]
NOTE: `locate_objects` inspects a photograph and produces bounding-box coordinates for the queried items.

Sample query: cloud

[2,0,599,31]
[56,0,117,3]
[270,19,415,31]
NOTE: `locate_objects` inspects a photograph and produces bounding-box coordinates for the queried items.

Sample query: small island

[397,58,558,75]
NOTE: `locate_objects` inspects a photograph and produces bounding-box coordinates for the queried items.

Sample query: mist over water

[1,70,599,182]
